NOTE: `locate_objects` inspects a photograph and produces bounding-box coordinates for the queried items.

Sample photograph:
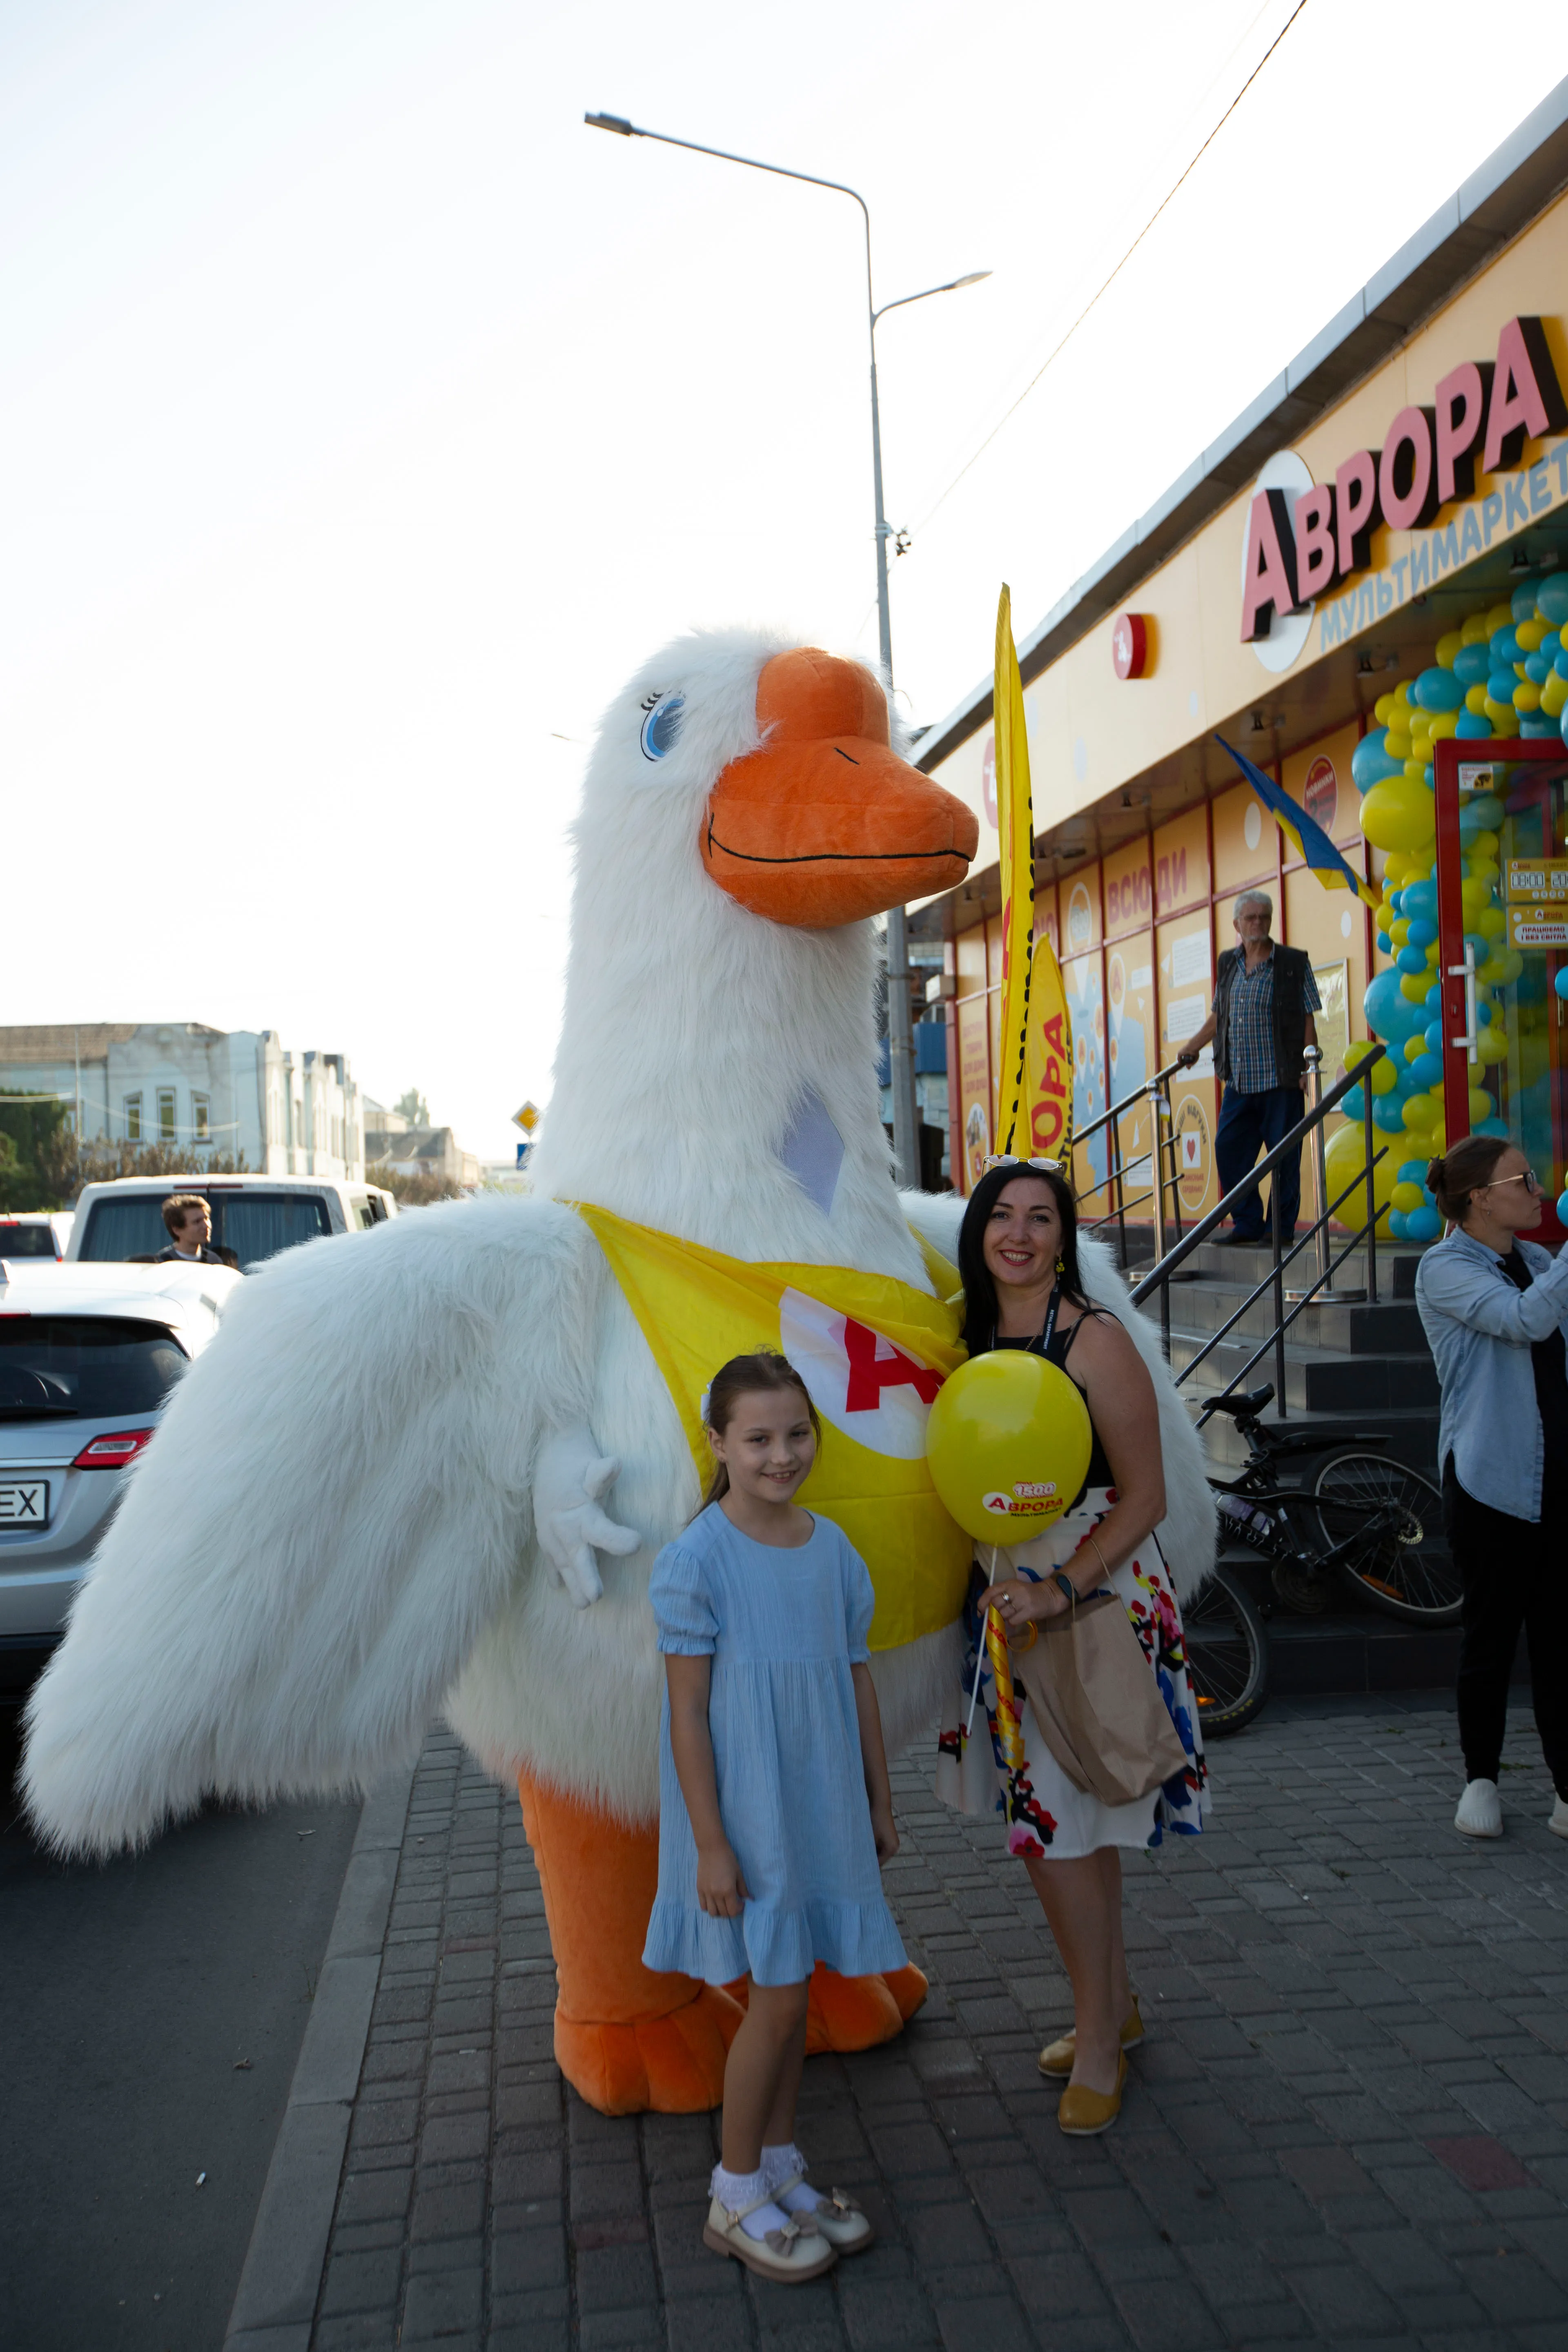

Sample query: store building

[911,80,1568,1241]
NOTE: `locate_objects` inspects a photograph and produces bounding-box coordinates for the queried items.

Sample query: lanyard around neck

[991,1280,1061,1358]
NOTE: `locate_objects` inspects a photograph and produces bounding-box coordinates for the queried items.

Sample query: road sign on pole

[512,1101,540,1135]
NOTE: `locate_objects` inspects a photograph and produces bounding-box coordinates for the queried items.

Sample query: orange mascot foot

[727,1960,929,2054]
[517,1772,741,2115]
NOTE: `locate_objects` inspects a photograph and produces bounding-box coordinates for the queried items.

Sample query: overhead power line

[907,0,1311,542]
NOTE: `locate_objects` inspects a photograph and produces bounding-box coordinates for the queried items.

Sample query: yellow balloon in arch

[925,1351,1093,1548]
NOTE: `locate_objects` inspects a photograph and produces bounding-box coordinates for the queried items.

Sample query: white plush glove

[533,1423,640,1608]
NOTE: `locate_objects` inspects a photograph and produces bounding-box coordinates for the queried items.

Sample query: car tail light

[72,1428,156,1469]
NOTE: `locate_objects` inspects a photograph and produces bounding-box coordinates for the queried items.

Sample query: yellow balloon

[1513,680,1542,713]
[1465,683,1490,715]
[1369,1054,1400,1094]
[1361,780,1436,852]
[1400,973,1432,1002]
[1468,1086,1494,1124]
[1461,612,1490,646]
[1403,1035,1425,1064]
[1435,630,1464,667]
[1401,1093,1436,1130]
[1392,1180,1425,1213]
[1517,617,1546,652]
[1479,907,1506,939]
[924,1352,1092,1547]
[1485,604,1514,635]
[1390,917,1412,947]
[1475,1024,1508,1064]
[1428,710,1459,741]
[1325,1119,1401,1234]
[1484,697,1515,729]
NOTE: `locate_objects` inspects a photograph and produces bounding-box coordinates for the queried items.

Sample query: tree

[395,1089,430,1128]
[0,1090,73,1212]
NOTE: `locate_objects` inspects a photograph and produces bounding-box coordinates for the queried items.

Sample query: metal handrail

[1128,1042,1390,1401]
[1074,1056,1191,1270]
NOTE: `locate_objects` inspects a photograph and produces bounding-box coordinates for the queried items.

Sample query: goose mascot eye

[639,691,685,764]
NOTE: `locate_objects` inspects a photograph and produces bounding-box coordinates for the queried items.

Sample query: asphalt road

[0,1696,361,2352]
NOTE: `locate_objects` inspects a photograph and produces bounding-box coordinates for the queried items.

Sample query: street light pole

[585,110,988,1188]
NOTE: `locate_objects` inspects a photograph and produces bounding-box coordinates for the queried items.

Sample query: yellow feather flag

[575,1202,972,1650]
[993,588,1074,1165]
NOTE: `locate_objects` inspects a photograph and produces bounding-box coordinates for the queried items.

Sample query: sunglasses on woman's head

[982,1155,1064,1174]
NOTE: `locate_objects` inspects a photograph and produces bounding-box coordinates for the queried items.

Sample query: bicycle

[1182,1381,1459,1738]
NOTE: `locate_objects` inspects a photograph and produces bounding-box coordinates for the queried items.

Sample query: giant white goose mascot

[24,630,1215,2115]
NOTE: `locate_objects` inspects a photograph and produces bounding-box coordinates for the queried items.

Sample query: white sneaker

[1455,1778,1503,1837]
[1549,1795,1568,1839]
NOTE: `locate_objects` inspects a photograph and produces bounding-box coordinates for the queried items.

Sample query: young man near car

[154,1195,239,1270]
[1177,892,1320,1247]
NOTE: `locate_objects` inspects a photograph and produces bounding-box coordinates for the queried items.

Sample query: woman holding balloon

[933,1160,1208,2136]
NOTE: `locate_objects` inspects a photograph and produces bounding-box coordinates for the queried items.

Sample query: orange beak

[700,648,979,927]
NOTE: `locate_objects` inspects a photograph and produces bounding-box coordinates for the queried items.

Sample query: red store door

[1434,736,1568,1242]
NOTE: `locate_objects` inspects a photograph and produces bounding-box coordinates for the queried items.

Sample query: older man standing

[1178,891,1320,1247]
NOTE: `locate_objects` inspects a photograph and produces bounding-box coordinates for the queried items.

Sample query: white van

[65,1174,396,1274]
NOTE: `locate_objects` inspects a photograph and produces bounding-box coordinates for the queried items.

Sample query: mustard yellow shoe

[1057,2052,1128,2138]
[1037,2000,1144,2078]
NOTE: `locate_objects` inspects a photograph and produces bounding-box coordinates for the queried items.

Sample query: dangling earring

[1055,1254,1065,1275]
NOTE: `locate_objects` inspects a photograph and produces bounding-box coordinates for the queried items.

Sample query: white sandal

[773,2171,875,2254]
[703,2189,838,2282]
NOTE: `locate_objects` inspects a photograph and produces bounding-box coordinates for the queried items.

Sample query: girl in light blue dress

[644,1350,903,2286]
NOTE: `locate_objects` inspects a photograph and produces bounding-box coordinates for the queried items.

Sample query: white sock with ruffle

[762,2140,823,2214]
[710,2163,790,2240]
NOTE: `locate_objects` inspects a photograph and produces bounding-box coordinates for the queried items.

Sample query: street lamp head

[584,111,635,135]
[949,270,992,290]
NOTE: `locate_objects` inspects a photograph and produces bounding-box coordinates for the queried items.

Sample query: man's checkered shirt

[1227,950,1320,1094]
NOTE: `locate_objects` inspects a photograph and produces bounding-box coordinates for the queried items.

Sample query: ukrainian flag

[1218,737,1381,911]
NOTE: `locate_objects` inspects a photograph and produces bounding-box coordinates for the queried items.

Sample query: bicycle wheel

[1308,1449,1460,1623]
[1183,1567,1267,1737]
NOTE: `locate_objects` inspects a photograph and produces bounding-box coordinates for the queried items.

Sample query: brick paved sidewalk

[305,1697,1568,2351]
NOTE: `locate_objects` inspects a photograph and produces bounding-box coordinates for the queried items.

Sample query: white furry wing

[898,1194,1216,1600]
[23,1196,598,1855]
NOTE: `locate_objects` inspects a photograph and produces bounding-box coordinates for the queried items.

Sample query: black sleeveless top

[992,1311,1115,1495]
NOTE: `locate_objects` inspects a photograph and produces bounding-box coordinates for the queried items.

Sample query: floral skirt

[934,1486,1209,1859]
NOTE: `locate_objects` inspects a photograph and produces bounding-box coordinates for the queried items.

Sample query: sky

[1,0,1554,1158]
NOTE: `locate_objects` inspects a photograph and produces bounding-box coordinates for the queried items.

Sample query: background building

[362,1100,480,1192]
[911,80,1568,1236]
[0,1023,365,1180]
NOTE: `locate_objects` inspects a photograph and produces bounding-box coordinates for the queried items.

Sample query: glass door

[1434,737,1568,1243]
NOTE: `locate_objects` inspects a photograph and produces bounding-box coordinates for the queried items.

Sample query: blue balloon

[1456,710,1494,738]
[1364,968,1425,1042]
[1405,1205,1443,1243]
[1414,665,1464,712]
[1375,931,1392,953]
[1559,1187,1568,1224]
[1463,793,1506,826]
[1406,918,1438,948]
[1521,714,1558,737]
[1387,889,1404,914]
[1425,1022,1444,1054]
[1535,571,1568,625]
[1388,1208,1410,1241]
[1526,652,1550,685]
[1475,1116,1510,1140]
[1341,1083,1365,1121]
[1510,581,1542,624]
[1556,651,1568,681]
[1453,643,1491,688]
[1408,1053,1443,1090]
[1490,625,1522,666]
[1402,878,1438,920]
[1351,734,1404,791]
[1555,967,1568,1001]
[1487,667,1518,703]
[1476,995,1494,1025]
[1397,1158,1428,1183]
[1425,981,1443,1009]
[1374,1095,1408,1132]
[1543,630,1563,662]
[1397,944,1429,975]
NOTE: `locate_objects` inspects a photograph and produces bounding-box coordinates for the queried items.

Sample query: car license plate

[0,1479,49,1527]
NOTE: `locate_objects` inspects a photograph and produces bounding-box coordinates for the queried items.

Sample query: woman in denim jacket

[1416,1136,1568,1842]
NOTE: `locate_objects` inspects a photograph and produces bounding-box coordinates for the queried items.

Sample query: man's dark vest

[1213,942,1312,1088]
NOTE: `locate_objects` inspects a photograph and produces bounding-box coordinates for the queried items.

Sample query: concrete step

[1164,1240,1430,1299]
[1214,1560,1519,1701]
[1170,1329,1439,1414]
[1172,1281,1428,1355]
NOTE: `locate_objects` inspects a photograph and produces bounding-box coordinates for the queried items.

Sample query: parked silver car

[0,1259,241,1686]
[0,1212,74,1262]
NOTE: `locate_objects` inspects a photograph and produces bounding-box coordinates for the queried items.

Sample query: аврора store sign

[1241,317,1568,652]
